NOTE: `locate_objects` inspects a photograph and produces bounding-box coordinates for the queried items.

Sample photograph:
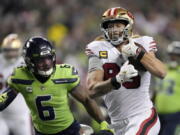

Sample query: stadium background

[0,0,179,134]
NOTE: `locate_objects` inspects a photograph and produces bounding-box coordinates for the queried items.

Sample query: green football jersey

[155,66,180,114]
[8,64,80,134]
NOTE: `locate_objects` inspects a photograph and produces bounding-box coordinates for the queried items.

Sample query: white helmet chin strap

[38,68,53,77]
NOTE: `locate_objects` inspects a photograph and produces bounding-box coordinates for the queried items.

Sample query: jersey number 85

[103,63,141,89]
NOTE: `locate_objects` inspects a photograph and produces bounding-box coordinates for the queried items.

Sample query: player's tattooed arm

[0,87,18,111]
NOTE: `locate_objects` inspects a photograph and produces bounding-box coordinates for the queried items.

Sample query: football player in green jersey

[154,41,180,135]
[0,37,113,135]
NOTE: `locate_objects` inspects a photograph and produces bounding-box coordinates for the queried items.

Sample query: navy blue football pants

[34,120,81,135]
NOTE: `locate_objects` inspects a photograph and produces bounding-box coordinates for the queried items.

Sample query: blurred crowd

[0,0,179,134]
[0,0,179,65]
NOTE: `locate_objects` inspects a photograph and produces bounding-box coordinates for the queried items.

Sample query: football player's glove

[0,93,8,103]
[121,38,140,57]
[80,124,94,135]
[116,61,138,83]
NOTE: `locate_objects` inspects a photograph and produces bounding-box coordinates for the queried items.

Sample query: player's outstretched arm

[70,85,105,123]
[0,87,18,111]
[71,86,114,134]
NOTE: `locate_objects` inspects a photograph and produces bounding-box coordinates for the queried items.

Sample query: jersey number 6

[36,95,55,121]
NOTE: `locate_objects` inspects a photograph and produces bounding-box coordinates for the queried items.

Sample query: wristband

[111,77,121,89]
[136,49,145,61]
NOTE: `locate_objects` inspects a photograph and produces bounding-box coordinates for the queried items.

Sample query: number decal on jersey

[60,64,71,68]
[103,63,141,89]
[166,80,175,94]
[72,67,78,75]
[36,95,55,121]
[156,79,175,95]
[103,63,120,79]
[122,75,141,89]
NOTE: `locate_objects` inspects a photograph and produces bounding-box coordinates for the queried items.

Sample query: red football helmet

[101,7,134,45]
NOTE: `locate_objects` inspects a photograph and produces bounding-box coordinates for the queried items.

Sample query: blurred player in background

[86,7,167,135]
[0,33,31,135]
[0,36,113,135]
[154,41,180,135]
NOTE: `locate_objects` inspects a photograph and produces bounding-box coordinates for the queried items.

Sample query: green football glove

[100,121,114,134]
[0,93,8,103]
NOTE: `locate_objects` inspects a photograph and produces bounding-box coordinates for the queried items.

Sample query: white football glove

[116,61,138,83]
[80,124,94,135]
[121,38,139,57]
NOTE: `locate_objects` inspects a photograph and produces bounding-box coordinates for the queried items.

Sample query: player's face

[107,22,126,41]
[2,48,20,60]
[34,56,54,72]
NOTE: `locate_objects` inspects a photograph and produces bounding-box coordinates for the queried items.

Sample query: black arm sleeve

[0,87,18,111]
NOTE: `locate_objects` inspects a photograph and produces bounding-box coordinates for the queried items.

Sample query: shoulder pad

[94,35,106,41]
[16,64,27,69]
[133,36,157,52]
[58,64,78,75]
[11,65,26,76]
[132,34,141,38]
[86,41,104,57]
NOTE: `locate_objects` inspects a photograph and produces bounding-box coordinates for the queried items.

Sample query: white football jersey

[0,54,24,93]
[86,36,157,123]
[0,54,29,113]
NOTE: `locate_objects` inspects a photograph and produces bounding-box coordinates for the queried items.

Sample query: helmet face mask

[33,55,55,76]
[101,7,134,46]
[23,36,56,77]
[102,20,127,45]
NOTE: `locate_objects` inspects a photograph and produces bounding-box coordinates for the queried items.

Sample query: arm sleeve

[88,56,103,73]
[0,87,18,111]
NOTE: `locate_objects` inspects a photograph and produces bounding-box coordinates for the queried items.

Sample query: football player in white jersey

[0,34,31,135]
[86,7,167,135]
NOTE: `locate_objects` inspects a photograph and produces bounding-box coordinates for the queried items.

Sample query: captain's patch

[99,51,108,59]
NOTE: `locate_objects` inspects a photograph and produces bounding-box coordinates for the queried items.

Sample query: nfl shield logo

[40,86,46,91]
